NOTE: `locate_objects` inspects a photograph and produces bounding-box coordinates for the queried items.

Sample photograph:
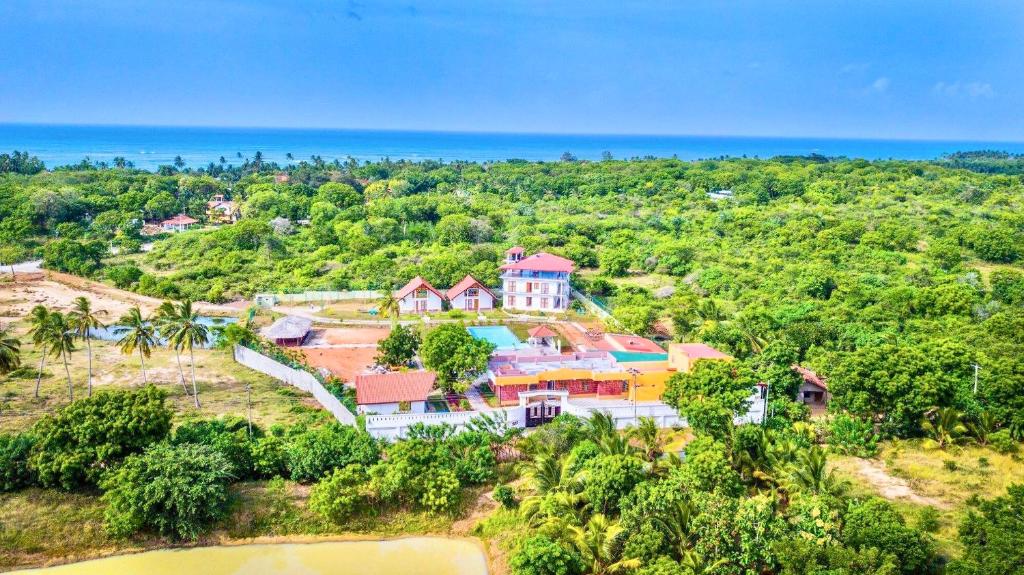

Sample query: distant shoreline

[4,123,1024,171]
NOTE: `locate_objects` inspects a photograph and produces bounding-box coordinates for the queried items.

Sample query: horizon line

[2,121,1023,146]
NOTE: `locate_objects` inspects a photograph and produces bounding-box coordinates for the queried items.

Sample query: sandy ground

[318,327,390,345]
[849,458,949,509]
[301,347,379,382]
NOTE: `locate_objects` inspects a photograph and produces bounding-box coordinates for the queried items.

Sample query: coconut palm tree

[653,498,697,560]
[117,306,155,385]
[0,325,21,375]
[67,296,105,397]
[785,444,840,496]
[568,514,640,575]
[628,417,663,461]
[154,301,191,397]
[921,407,968,450]
[166,300,208,408]
[27,305,52,398]
[377,292,401,328]
[45,312,76,400]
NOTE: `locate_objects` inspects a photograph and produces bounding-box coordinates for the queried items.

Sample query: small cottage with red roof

[446,274,495,311]
[395,276,444,313]
[793,365,829,407]
[160,214,198,233]
[355,371,436,414]
[500,247,574,312]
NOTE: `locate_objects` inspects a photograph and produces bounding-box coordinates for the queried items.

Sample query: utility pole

[627,367,641,425]
[245,384,253,437]
[973,363,980,395]
[761,380,770,426]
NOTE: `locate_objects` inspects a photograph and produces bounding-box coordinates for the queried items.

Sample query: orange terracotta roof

[395,276,443,300]
[506,246,525,254]
[793,365,827,390]
[445,274,495,300]
[355,371,436,404]
[527,325,558,338]
[500,252,574,273]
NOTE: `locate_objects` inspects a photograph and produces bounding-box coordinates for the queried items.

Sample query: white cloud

[870,77,890,93]
[840,62,870,74]
[933,81,995,99]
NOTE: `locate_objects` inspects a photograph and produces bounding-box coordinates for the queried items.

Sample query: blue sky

[0,0,1021,140]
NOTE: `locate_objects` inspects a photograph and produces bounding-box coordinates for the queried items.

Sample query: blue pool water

[610,351,668,363]
[467,326,525,351]
[89,316,236,348]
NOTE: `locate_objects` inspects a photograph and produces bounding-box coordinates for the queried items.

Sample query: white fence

[364,407,527,441]
[233,345,357,425]
[254,290,382,307]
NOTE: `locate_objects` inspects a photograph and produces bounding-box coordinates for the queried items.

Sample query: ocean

[2,123,1023,171]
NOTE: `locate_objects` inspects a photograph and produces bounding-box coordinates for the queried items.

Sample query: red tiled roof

[355,371,436,405]
[506,246,525,254]
[395,276,443,300]
[161,214,198,225]
[445,274,495,300]
[528,325,557,338]
[793,365,827,390]
[500,252,574,273]
[674,343,732,360]
[606,334,664,353]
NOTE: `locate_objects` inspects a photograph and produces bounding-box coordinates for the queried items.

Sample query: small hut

[527,325,559,351]
[262,315,312,347]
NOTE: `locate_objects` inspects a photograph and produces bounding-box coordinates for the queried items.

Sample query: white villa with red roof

[446,274,495,311]
[160,213,198,232]
[500,247,574,312]
[395,276,444,313]
[355,371,436,414]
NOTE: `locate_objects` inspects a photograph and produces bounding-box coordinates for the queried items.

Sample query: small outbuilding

[395,276,444,313]
[793,365,829,408]
[160,214,198,232]
[355,371,437,414]
[527,325,560,351]
[262,315,312,347]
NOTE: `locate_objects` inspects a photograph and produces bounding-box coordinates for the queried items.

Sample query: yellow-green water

[9,538,488,575]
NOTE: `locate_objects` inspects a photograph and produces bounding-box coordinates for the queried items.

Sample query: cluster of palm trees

[920,407,1003,450]
[21,298,209,407]
[516,414,839,575]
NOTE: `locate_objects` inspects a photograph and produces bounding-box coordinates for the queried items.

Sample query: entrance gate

[525,400,561,427]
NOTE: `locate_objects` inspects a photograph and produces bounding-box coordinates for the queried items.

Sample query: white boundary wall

[234,345,357,425]
[364,407,526,441]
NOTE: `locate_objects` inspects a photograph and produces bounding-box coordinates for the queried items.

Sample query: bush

[917,506,941,533]
[828,414,879,457]
[30,386,172,490]
[493,484,517,509]
[251,435,289,478]
[171,418,257,479]
[951,484,1024,575]
[106,264,143,289]
[0,433,36,492]
[841,497,935,575]
[309,464,369,523]
[510,534,583,575]
[989,429,1019,454]
[944,460,959,472]
[287,424,380,483]
[583,454,645,514]
[101,443,234,540]
[419,467,461,515]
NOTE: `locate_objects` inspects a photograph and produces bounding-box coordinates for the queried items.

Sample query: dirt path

[852,458,949,509]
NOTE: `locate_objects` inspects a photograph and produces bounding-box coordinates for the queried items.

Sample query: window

[541,297,549,308]
[541,283,549,294]
[526,297,533,307]
[508,281,516,293]
[416,288,427,298]
[467,288,478,297]
[508,295,516,307]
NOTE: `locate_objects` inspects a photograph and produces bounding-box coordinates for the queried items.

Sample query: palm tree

[45,312,76,400]
[67,296,105,397]
[154,301,191,396]
[166,300,209,408]
[377,292,401,328]
[921,407,967,450]
[653,498,697,560]
[967,411,998,446]
[568,514,640,575]
[628,417,663,461]
[27,305,51,397]
[785,445,840,495]
[117,306,156,385]
[0,325,21,375]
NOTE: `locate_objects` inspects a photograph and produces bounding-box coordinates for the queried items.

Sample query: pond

[89,316,237,348]
[9,538,489,575]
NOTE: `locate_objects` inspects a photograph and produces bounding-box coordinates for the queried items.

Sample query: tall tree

[377,292,401,328]
[45,312,76,400]
[27,305,51,398]
[0,325,21,375]
[154,301,191,397]
[68,296,105,397]
[117,307,156,385]
[166,300,209,408]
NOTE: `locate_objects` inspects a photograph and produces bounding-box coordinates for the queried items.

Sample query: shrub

[106,264,143,289]
[917,506,941,533]
[251,435,289,478]
[171,418,257,479]
[989,429,1019,454]
[309,464,369,523]
[493,484,516,509]
[951,484,1024,575]
[828,414,879,457]
[287,424,380,483]
[841,497,935,575]
[583,454,645,514]
[101,443,234,540]
[510,534,583,575]
[30,386,172,490]
[0,433,36,492]
[418,467,461,515]
[944,460,959,472]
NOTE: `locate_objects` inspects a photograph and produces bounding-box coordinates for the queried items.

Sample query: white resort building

[500,247,574,312]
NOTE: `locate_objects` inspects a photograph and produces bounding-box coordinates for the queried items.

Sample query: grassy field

[0,327,328,434]
[830,439,1024,558]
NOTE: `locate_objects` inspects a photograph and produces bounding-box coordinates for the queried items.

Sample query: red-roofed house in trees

[500,248,574,312]
[160,214,198,232]
[446,274,495,311]
[395,276,444,313]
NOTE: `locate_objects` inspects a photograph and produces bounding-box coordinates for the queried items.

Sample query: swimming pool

[610,351,668,363]
[467,325,526,350]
